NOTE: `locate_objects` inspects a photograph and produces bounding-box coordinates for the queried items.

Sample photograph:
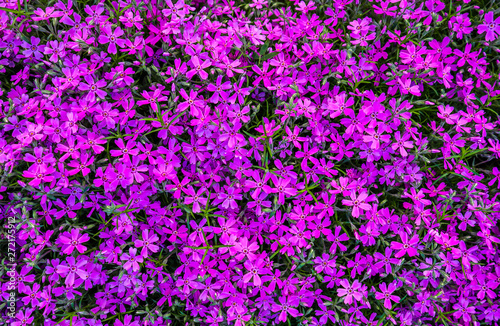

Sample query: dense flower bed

[1,0,500,325]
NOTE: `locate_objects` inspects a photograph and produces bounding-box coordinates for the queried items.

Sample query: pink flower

[98,25,126,54]
[443,133,466,154]
[78,75,107,102]
[453,298,476,323]
[44,40,65,63]
[58,229,90,255]
[342,191,371,218]
[57,256,88,286]
[134,229,160,258]
[391,232,419,258]
[477,12,500,41]
[271,296,302,322]
[114,315,140,326]
[234,237,259,261]
[121,248,143,272]
[137,88,168,112]
[243,259,267,286]
[337,279,363,305]
[327,226,349,253]
[186,55,211,80]
[375,282,400,309]
[391,131,413,157]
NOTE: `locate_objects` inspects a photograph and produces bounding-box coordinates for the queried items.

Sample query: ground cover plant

[1,0,500,325]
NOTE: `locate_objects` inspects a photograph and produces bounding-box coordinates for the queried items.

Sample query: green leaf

[262,51,280,61]
[259,41,270,56]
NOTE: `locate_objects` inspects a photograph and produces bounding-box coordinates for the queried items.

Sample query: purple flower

[271,296,302,323]
[44,40,65,63]
[78,75,107,102]
[327,226,349,253]
[98,25,126,54]
[270,176,297,205]
[374,282,400,309]
[391,131,413,157]
[453,298,476,323]
[57,256,88,286]
[134,229,159,258]
[391,232,419,258]
[477,12,500,41]
[186,55,211,80]
[243,259,267,286]
[58,229,89,255]
[337,279,363,305]
[373,248,399,274]
[121,248,143,272]
[342,190,371,218]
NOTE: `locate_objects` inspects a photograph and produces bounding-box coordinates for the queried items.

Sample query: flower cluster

[1,0,500,326]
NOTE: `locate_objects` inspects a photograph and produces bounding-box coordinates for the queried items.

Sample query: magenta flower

[243,259,267,286]
[186,55,211,80]
[54,197,82,220]
[110,139,139,157]
[137,88,168,112]
[391,232,419,258]
[269,52,290,75]
[188,219,212,247]
[391,131,413,157]
[477,12,500,41]
[296,142,319,170]
[337,279,363,305]
[453,298,476,323]
[219,122,245,149]
[121,248,143,272]
[375,282,400,309]
[5,1,500,325]
[119,10,143,30]
[162,0,186,18]
[44,40,65,63]
[443,133,466,154]
[57,256,88,286]
[252,62,275,87]
[22,164,56,187]
[78,75,107,102]
[271,296,302,323]
[342,191,371,218]
[271,176,297,205]
[373,248,400,274]
[12,308,34,326]
[177,89,204,114]
[134,229,159,258]
[114,315,140,326]
[67,151,94,176]
[176,272,203,294]
[313,253,336,274]
[184,186,208,213]
[219,186,243,209]
[219,56,244,77]
[23,36,44,59]
[58,229,90,255]
[327,226,349,253]
[98,25,126,54]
